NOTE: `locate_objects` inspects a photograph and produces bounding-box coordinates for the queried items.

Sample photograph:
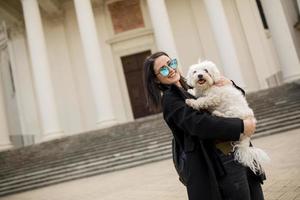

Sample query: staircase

[0,81,299,197]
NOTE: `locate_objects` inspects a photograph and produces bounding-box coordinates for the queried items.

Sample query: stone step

[0,147,172,197]
[0,141,171,187]
[0,122,167,169]
[1,106,299,181]
[0,133,172,178]
[250,94,299,102]
[0,81,299,197]
[254,102,300,119]
[256,116,300,133]
[0,112,298,189]
[253,123,300,139]
[257,109,300,124]
[0,119,299,197]
[248,90,300,101]
[252,98,300,112]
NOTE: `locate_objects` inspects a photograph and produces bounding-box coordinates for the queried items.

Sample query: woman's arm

[162,91,243,141]
[214,76,245,96]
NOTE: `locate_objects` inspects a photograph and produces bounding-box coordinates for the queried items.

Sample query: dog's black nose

[198,74,203,79]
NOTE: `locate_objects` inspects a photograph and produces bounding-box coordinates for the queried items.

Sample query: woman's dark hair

[143,51,189,111]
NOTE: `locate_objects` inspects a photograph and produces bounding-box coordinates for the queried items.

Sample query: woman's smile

[168,71,176,78]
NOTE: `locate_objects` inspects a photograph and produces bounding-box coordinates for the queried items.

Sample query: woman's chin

[172,74,181,83]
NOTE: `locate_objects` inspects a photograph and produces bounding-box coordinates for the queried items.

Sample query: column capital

[146,0,178,58]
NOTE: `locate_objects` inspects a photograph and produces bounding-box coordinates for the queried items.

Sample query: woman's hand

[215,76,232,87]
[243,118,257,137]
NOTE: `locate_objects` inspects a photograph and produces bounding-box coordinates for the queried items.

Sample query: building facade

[0,0,300,150]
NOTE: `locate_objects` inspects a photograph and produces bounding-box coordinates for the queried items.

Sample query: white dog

[185,60,269,174]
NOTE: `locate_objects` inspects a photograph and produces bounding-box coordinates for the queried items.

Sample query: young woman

[143,51,265,200]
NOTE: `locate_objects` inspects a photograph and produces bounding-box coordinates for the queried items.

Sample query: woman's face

[154,55,181,85]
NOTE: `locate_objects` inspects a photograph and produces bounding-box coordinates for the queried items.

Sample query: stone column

[0,73,12,151]
[261,0,300,82]
[146,0,178,58]
[21,0,64,141]
[74,0,116,128]
[203,0,245,87]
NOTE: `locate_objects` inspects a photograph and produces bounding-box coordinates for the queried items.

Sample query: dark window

[256,0,269,29]
[8,61,16,96]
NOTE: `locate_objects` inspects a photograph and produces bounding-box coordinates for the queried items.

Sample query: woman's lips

[168,72,176,78]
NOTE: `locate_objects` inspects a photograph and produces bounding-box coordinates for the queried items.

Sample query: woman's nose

[169,66,175,72]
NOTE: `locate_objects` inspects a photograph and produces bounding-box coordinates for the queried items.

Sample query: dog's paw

[185,99,198,109]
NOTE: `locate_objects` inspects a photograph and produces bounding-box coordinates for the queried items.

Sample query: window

[256,0,269,29]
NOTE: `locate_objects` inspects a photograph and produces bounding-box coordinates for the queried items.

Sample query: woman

[143,51,265,200]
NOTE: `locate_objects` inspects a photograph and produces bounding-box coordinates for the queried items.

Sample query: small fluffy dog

[185,60,269,174]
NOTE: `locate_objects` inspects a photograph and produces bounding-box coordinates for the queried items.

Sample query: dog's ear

[206,61,221,82]
[186,65,195,87]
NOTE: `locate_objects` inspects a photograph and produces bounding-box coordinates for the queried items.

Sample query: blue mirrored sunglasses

[155,58,178,77]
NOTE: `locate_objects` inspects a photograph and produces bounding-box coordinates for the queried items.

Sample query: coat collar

[163,84,196,99]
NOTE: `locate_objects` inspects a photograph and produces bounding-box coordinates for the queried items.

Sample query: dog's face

[186,60,221,92]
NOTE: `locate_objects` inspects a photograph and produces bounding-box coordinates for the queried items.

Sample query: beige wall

[94,3,129,123]
[281,0,300,59]
[62,1,98,133]
[165,0,204,75]
[1,0,300,146]
[44,16,84,135]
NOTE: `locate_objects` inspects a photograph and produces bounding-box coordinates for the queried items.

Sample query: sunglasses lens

[169,59,178,69]
[160,66,169,77]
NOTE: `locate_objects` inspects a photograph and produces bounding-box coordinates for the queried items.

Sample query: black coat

[161,84,244,200]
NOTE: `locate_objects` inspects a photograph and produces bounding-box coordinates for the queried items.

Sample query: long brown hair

[143,51,189,111]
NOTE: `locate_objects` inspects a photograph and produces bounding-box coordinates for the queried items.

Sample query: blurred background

[0,0,299,199]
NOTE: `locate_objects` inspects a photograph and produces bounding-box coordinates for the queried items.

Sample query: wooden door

[121,50,160,119]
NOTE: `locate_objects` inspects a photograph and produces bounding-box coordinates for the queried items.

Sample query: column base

[283,74,300,83]
[42,130,64,142]
[0,143,13,152]
[96,118,117,129]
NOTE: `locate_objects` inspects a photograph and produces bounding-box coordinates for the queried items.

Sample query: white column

[203,0,245,87]
[0,75,12,151]
[21,0,64,141]
[146,0,178,58]
[74,0,116,128]
[261,0,300,82]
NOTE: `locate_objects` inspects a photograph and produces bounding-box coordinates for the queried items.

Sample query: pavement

[1,128,299,200]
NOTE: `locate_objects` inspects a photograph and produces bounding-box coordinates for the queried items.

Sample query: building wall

[234,0,281,89]
[44,15,84,136]
[94,2,130,123]
[104,0,156,122]
[1,0,300,148]
[281,0,300,59]
[165,0,205,76]
[166,0,289,90]
[62,1,97,133]
[223,0,260,91]
[7,30,41,145]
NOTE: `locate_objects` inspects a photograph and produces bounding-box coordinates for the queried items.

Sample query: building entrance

[121,50,160,119]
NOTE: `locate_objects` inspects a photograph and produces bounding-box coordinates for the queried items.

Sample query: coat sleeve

[162,91,243,140]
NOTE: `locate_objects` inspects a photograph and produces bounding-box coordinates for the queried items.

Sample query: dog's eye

[204,69,208,73]
[193,71,196,74]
